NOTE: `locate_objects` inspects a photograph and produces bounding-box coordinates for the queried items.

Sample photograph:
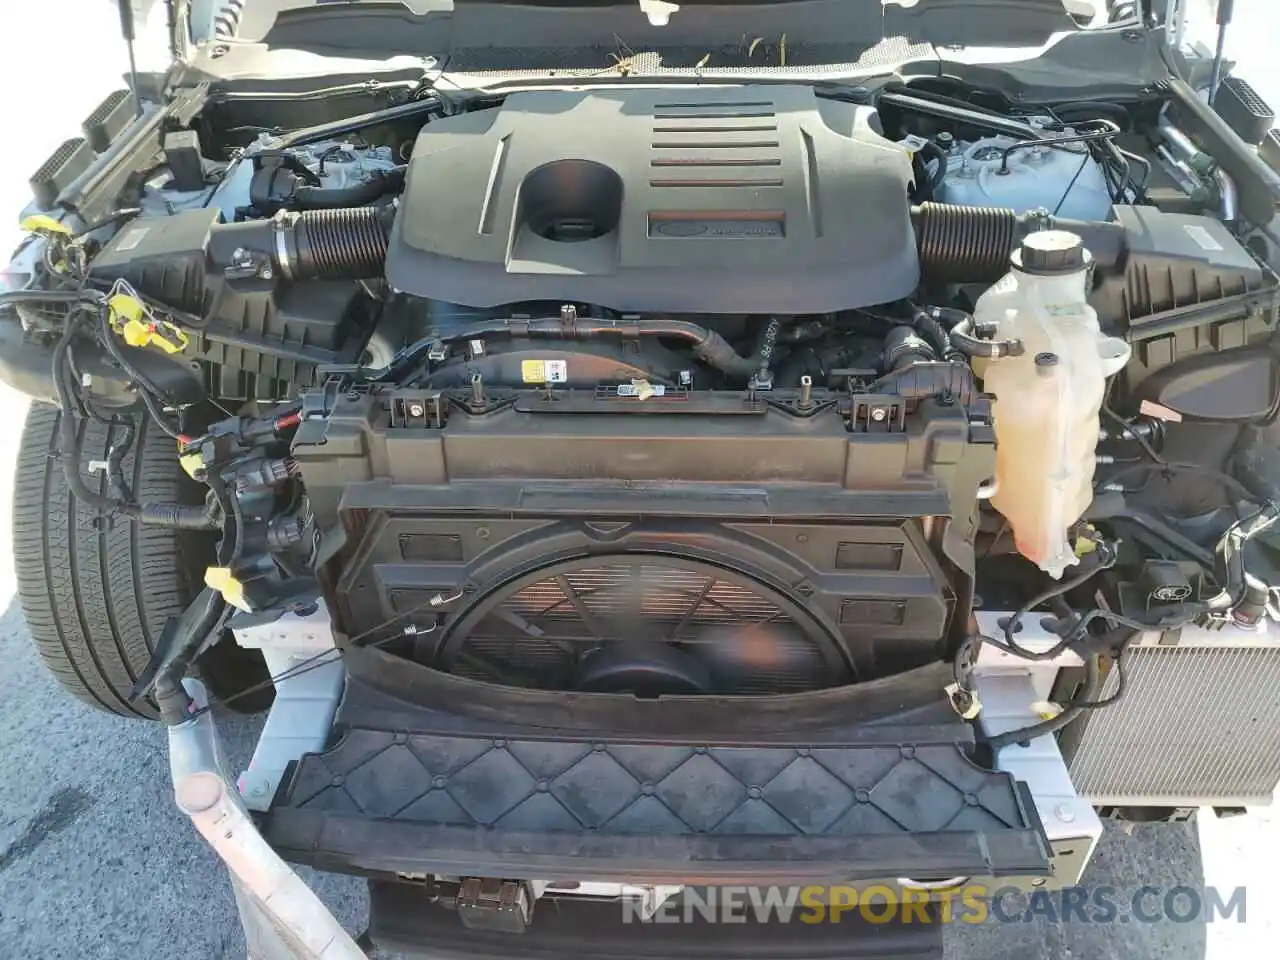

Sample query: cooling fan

[433,556,851,695]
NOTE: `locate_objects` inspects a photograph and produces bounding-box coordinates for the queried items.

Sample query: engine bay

[8,67,1280,799]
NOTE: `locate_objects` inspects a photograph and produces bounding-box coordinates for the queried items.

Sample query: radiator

[1060,624,1280,807]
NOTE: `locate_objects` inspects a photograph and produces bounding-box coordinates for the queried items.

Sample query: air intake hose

[912,203,1125,283]
[210,205,393,281]
[286,206,391,280]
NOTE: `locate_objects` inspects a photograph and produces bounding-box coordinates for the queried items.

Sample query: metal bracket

[455,878,535,933]
[388,390,447,429]
[971,611,1102,877]
[848,395,906,432]
[231,600,346,812]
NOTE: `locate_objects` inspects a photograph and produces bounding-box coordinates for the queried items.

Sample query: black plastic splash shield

[368,882,945,960]
[263,665,1050,884]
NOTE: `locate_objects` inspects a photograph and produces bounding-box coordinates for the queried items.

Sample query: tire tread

[13,404,198,720]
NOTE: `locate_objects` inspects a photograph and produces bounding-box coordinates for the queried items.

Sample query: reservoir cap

[1013,230,1086,275]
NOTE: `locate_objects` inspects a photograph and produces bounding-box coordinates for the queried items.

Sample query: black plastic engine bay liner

[262,665,1051,885]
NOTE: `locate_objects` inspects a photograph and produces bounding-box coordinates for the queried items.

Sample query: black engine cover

[385,86,919,313]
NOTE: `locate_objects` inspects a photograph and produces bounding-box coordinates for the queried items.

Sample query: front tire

[13,403,268,718]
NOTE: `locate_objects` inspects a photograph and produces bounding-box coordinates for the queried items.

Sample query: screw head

[871,407,888,422]
[407,402,426,417]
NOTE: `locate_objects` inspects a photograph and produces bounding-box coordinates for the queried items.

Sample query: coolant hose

[917,140,948,202]
[292,166,406,209]
[911,203,1125,283]
[417,314,770,381]
[948,314,1024,359]
[695,317,781,380]
[912,307,957,360]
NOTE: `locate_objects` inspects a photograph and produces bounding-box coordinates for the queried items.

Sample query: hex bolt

[407,401,426,418]
[471,373,486,406]
[798,375,813,409]
[870,407,888,422]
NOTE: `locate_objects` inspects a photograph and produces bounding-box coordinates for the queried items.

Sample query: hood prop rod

[1208,0,1236,106]
[115,1,145,119]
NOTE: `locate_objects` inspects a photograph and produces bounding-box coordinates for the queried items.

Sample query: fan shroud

[433,554,850,695]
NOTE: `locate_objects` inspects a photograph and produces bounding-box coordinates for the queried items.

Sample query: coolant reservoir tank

[977,231,1131,578]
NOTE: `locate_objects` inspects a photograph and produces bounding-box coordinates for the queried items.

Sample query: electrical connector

[234,458,295,492]
[107,292,189,354]
[205,567,251,612]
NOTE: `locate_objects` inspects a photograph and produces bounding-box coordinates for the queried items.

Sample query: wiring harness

[2,279,221,531]
[970,500,1280,750]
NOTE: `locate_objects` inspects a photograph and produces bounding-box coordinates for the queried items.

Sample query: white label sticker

[1183,224,1224,252]
[114,226,148,251]
[520,359,568,383]
[897,134,929,155]
[617,383,667,398]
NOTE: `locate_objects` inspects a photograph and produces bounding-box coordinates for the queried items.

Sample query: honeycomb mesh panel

[282,730,1029,836]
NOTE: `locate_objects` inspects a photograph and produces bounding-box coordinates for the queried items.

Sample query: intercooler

[1059,624,1280,807]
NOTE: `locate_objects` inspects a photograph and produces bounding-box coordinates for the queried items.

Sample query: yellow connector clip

[1073,523,1099,556]
[19,214,72,236]
[1032,700,1065,721]
[205,567,251,612]
[179,452,206,480]
[107,293,190,355]
[21,215,74,272]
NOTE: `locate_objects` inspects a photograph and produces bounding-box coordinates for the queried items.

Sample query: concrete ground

[0,2,1275,958]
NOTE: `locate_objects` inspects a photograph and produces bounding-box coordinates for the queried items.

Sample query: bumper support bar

[167,681,365,960]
